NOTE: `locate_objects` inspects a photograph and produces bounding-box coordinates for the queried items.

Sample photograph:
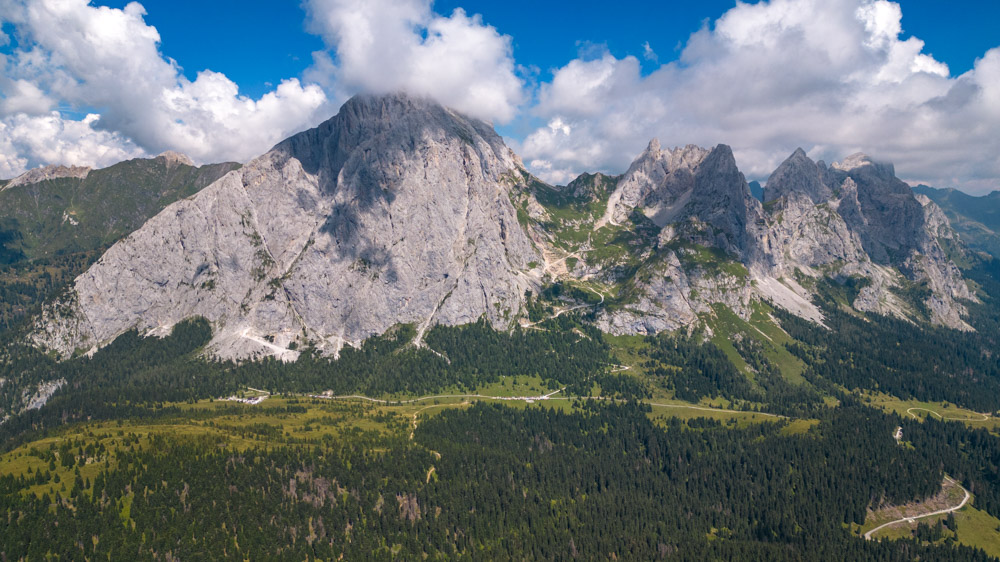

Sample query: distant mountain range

[912,185,1000,259]
[0,153,238,264]
[0,93,981,361]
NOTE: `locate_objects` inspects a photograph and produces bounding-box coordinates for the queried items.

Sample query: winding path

[520,285,605,328]
[906,407,991,422]
[307,389,781,421]
[864,477,971,540]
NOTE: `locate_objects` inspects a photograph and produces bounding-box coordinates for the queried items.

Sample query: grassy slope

[863,499,1000,559]
[862,391,1000,431]
[704,302,808,385]
[0,157,238,261]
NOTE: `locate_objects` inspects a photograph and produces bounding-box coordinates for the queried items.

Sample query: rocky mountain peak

[759,148,974,330]
[832,152,895,179]
[33,92,538,360]
[156,151,195,167]
[764,148,831,204]
[5,164,91,189]
[598,142,715,227]
[275,93,517,186]
[26,93,981,361]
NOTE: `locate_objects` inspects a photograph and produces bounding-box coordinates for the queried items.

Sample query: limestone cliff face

[601,141,710,228]
[595,142,770,334]
[594,143,973,334]
[30,101,978,358]
[33,93,539,359]
[601,141,769,265]
[763,150,973,330]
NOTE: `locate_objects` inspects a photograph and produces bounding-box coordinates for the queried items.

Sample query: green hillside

[0,156,238,332]
[0,157,238,262]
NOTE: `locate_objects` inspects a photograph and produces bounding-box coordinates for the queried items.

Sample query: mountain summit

[30,95,975,360]
[33,93,539,360]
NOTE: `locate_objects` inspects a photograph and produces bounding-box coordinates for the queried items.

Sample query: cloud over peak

[521,0,1000,193]
[0,0,997,193]
[304,0,524,124]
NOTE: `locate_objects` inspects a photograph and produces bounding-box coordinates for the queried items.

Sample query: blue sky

[1,0,999,193]
[98,0,997,98]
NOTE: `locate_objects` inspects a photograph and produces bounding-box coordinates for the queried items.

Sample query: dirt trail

[864,476,970,540]
[906,407,991,422]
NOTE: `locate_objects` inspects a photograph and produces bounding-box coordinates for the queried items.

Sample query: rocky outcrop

[594,143,768,334]
[33,93,539,360]
[596,247,754,336]
[5,164,91,189]
[764,148,831,204]
[763,149,973,329]
[600,141,709,228]
[595,143,973,334]
[156,151,195,167]
[600,142,769,264]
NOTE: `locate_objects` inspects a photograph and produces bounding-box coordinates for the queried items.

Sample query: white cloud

[0,112,144,178]
[0,0,328,174]
[1,0,997,194]
[303,0,524,123]
[0,79,56,115]
[642,41,658,63]
[521,0,1000,193]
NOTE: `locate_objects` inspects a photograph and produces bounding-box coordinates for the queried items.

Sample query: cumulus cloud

[521,0,1000,193]
[303,0,524,123]
[0,112,144,178]
[0,0,327,176]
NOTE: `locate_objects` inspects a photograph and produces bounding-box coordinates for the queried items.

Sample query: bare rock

[5,164,91,189]
[33,93,539,359]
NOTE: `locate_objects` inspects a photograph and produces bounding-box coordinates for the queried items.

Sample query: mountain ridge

[26,93,978,360]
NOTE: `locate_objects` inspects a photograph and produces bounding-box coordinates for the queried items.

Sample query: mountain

[6,96,1000,562]
[0,154,239,333]
[567,141,788,335]
[748,180,764,202]
[913,184,1000,259]
[32,94,539,360]
[28,94,976,361]
[0,153,238,263]
[763,149,973,329]
[528,143,972,335]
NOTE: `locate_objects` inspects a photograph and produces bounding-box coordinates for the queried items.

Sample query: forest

[2,398,1000,560]
[1,256,1000,558]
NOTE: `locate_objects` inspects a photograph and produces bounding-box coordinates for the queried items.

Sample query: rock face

[30,98,976,360]
[601,141,768,264]
[5,165,91,189]
[592,143,973,334]
[33,94,539,359]
[594,141,773,334]
[763,149,973,329]
[601,141,709,228]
